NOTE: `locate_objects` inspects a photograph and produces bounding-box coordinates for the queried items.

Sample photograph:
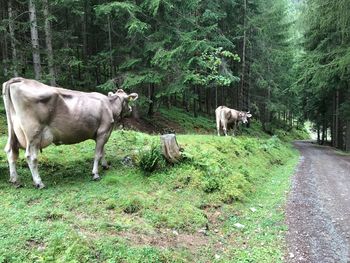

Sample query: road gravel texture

[286,141,350,263]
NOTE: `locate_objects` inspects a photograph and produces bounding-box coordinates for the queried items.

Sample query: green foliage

[136,144,165,174]
[35,233,93,262]
[295,0,350,148]
[0,0,306,140]
[260,135,282,152]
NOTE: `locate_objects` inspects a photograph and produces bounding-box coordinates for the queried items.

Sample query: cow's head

[108,89,138,118]
[238,111,252,124]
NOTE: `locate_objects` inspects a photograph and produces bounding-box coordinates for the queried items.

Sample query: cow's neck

[110,97,124,123]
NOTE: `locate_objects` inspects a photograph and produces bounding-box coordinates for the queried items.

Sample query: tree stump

[160,134,182,163]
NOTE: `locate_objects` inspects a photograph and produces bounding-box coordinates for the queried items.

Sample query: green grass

[0,129,299,262]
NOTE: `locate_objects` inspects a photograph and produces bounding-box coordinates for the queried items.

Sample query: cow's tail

[2,77,23,152]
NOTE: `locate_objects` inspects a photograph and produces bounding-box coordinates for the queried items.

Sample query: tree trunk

[206,88,210,114]
[1,1,9,77]
[1,35,8,77]
[345,121,350,152]
[148,83,155,117]
[107,15,114,77]
[239,0,247,110]
[43,0,56,86]
[220,86,224,106]
[29,0,41,80]
[166,95,171,109]
[193,86,198,118]
[321,113,327,144]
[335,90,340,148]
[131,105,140,119]
[160,134,181,163]
[198,87,202,113]
[82,0,89,58]
[8,0,18,77]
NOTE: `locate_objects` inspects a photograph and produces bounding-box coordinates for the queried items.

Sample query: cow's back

[5,78,113,148]
[215,106,239,124]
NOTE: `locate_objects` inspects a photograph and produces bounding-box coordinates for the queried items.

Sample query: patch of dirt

[119,228,209,253]
[121,117,161,134]
[286,141,350,263]
[26,239,46,252]
[121,113,186,135]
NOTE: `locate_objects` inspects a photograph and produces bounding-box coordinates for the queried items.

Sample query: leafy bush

[136,144,165,174]
[221,173,251,203]
[260,135,281,152]
[242,138,259,153]
[202,174,222,193]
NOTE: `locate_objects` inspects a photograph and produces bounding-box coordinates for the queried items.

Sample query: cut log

[160,134,181,163]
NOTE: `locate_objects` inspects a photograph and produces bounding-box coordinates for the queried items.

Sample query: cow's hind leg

[25,144,44,189]
[222,121,228,136]
[101,149,109,170]
[216,118,221,136]
[5,142,20,187]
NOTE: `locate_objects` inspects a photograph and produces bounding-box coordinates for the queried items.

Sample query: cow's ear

[108,92,114,97]
[247,113,252,118]
[128,93,138,101]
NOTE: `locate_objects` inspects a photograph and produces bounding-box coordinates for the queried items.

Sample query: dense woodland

[0,0,349,150]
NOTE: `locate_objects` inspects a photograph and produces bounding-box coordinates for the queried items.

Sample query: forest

[0,0,349,148]
[1,1,350,262]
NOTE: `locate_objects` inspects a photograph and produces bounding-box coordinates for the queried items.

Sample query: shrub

[137,144,165,174]
[202,174,222,193]
[260,135,281,152]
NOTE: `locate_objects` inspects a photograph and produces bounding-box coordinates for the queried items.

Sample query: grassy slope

[0,107,308,262]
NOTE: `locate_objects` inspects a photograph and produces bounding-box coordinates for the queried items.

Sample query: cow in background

[215,106,252,136]
[2,77,138,188]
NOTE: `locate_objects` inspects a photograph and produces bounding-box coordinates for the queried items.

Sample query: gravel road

[286,141,350,263]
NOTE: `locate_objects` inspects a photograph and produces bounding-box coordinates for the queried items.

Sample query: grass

[0,129,299,262]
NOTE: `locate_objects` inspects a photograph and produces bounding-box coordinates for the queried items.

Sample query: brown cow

[2,77,138,188]
[215,106,252,136]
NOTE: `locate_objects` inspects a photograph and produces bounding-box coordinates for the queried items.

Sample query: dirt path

[286,141,350,263]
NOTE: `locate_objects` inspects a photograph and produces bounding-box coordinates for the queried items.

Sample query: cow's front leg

[216,119,221,136]
[5,143,20,187]
[25,144,44,189]
[232,121,237,136]
[92,133,109,180]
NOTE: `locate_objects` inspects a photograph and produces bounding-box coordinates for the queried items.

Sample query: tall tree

[29,0,41,80]
[8,0,18,77]
[43,0,56,86]
[296,0,350,150]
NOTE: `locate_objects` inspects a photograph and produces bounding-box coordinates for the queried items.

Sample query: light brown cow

[2,77,138,188]
[215,106,252,136]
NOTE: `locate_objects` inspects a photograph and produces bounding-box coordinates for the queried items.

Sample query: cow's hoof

[34,182,45,189]
[92,174,101,181]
